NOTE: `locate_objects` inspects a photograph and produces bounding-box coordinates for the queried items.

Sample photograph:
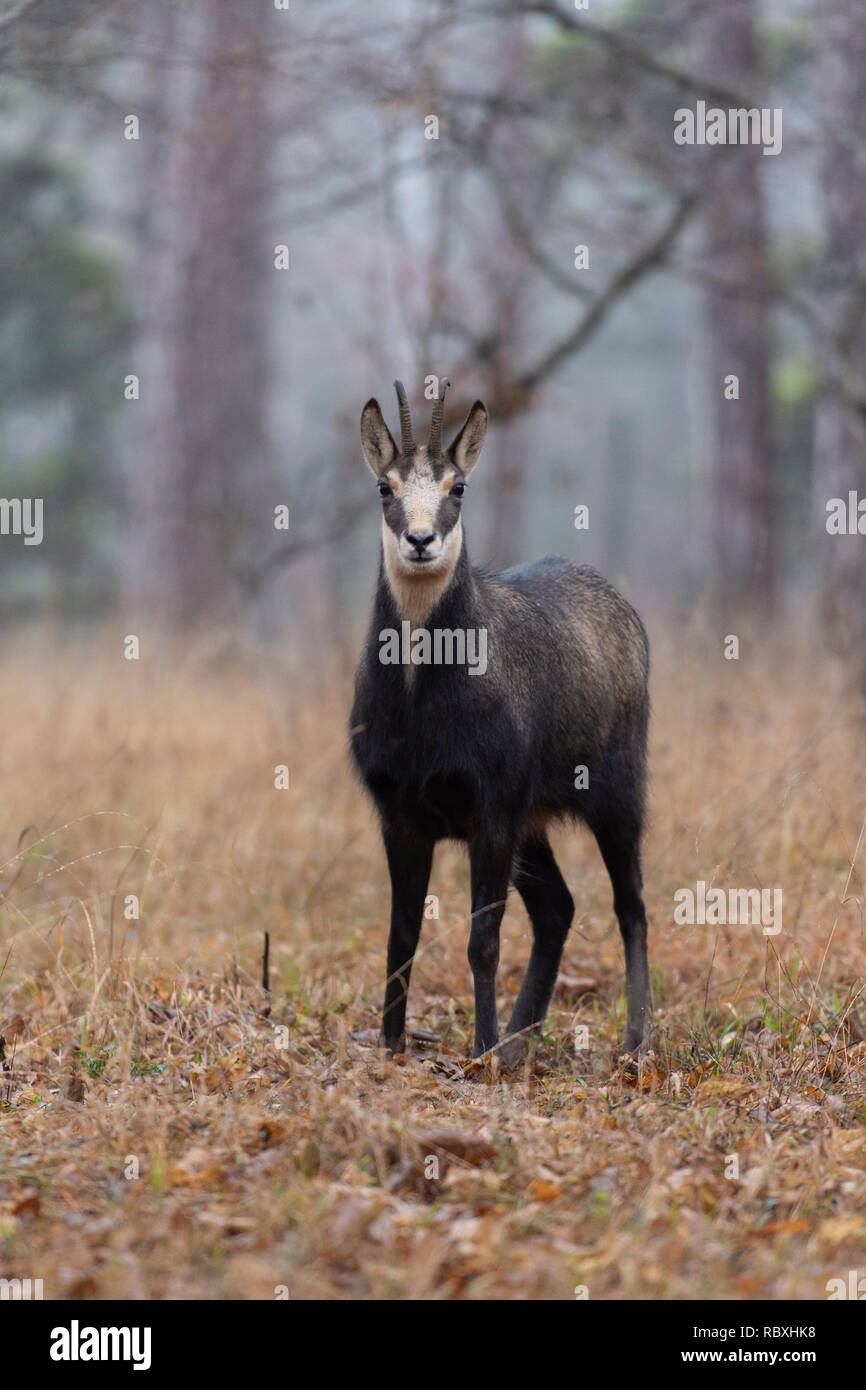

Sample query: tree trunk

[813,0,866,663]
[118,0,184,629]
[700,1,774,616]
[171,0,271,628]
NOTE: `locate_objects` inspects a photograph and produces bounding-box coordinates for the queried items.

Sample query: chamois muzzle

[404,530,437,561]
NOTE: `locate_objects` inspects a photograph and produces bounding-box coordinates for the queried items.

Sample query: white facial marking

[394,449,446,561]
[382,515,463,628]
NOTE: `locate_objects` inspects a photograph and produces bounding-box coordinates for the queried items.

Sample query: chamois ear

[447,401,487,476]
[360,399,398,477]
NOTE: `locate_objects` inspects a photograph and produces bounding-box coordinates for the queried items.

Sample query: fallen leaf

[415,1129,496,1167]
[527,1179,562,1203]
[751,1219,810,1238]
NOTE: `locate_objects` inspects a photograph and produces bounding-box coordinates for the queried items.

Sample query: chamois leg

[379,826,434,1054]
[467,837,514,1057]
[500,836,574,1066]
[592,818,653,1053]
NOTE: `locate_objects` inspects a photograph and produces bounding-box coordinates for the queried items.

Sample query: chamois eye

[450,480,465,498]
[378,479,392,499]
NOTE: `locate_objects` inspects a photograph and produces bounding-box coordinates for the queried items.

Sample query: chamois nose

[405,530,436,554]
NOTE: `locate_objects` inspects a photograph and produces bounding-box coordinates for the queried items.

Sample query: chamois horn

[393,380,414,454]
[428,376,450,454]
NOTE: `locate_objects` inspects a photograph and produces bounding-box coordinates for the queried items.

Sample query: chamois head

[360,380,487,588]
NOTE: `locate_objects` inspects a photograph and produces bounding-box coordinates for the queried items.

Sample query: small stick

[262,931,271,997]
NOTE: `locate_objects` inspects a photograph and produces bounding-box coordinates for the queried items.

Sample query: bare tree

[698,0,774,613]
[169,1,272,627]
[812,0,866,658]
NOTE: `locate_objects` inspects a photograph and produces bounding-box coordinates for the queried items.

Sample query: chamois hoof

[496,1035,530,1072]
[620,1026,656,1058]
[462,1050,499,1082]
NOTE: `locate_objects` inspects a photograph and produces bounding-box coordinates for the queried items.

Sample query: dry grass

[0,626,865,1300]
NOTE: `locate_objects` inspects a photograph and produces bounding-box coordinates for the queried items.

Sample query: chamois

[350,379,652,1064]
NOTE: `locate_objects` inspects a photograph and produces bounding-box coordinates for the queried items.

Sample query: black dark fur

[350,437,652,1063]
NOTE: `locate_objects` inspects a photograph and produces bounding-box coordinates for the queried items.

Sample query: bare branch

[484,0,755,109]
[234,500,367,599]
[518,192,698,393]
[481,156,594,303]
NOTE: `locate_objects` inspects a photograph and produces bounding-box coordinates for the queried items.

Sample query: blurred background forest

[0,0,864,670]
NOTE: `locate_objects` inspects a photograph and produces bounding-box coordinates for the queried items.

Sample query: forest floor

[0,628,865,1300]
